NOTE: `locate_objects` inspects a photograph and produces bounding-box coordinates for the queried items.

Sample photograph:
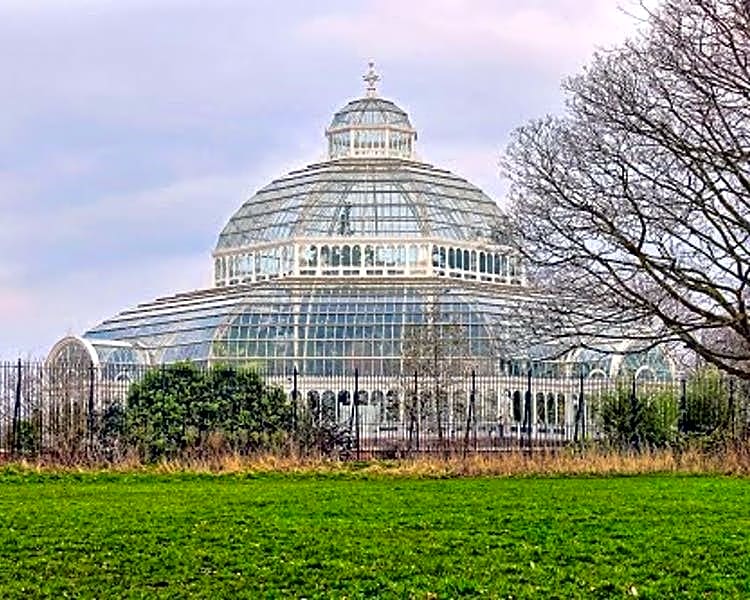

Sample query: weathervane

[363,61,380,97]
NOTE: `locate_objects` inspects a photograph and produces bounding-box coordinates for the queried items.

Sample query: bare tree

[401,302,479,448]
[503,0,750,378]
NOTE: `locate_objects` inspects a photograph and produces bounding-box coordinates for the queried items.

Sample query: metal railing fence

[1,360,748,461]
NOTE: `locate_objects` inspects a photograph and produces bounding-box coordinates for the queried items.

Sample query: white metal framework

[46,63,673,383]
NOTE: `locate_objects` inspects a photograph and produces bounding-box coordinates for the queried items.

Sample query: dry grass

[3,443,750,478]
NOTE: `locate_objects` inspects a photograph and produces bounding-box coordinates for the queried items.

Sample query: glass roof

[329,97,412,128]
[216,159,509,249]
[78,279,540,374]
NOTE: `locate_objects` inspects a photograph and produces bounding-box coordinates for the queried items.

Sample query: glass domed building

[46,64,673,383]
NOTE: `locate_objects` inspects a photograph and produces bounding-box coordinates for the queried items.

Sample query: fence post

[414,370,419,454]
[292,366,298,434]
[574,372,584,448]
[12,358,22,457]
[354,368,360,460]
[87,364,96,461]
[524,367,532,455]
[463,369,476,457]
[471,369,477,452]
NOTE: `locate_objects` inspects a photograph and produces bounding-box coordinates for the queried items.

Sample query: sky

[0,0,650,359]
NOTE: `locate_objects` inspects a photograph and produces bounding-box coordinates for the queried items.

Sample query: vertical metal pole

[524,367,532,454]
[414,370,419,453]
[12,358,22,457]
[292,366,298,434]
[354,368,360,460]
[87,363,95,460]
[580,371,586,442]
[471,369,477,452]
[463,372,470,458]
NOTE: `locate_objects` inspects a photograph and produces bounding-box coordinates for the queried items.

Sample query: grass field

[0,472,749,598]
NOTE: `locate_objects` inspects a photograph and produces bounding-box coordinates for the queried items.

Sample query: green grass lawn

[0,472,748,598]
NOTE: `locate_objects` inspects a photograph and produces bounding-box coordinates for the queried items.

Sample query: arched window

[547,393,556,425]
[408,245,418,266]
[439,247,446,269]
[463,250,470,271]
[456,248,463,269]
[337,390,350,406]
[352,245,362,266]
[322,391,337,422]
[536,392,546,423]
[385,390,400,423]
[371,390,385,411]
[342,245,351,267]
[494,253,501,275]
[321,246,330,267]
[331,246,341,267]
[385,245,395,266]
[365,245,374,267]
[470,250,477,272]
[307,390,320,419]
[356,390,369,405]
[306,245,318,267]
[557,394,566,424]
[448,248,456,269]
[512,390,522,422]
[479,252,486,273]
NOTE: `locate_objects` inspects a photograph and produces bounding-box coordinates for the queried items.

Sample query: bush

[125,363,293,461]
[597,381,678,451]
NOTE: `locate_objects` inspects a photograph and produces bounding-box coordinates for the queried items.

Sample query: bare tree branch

[503,0,750,379]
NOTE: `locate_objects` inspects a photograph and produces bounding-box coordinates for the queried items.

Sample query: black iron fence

[1,360,748,461]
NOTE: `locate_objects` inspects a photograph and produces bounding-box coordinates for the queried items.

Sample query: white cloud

[298,0,648,73]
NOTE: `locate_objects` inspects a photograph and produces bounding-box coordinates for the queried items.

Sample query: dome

[211,63,517,290]
[215,158,509,249]
[49,62,533,379]
[329,97,412,128]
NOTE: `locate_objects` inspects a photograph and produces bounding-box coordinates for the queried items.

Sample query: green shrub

[125,363,293,461]
[597,381,678,451]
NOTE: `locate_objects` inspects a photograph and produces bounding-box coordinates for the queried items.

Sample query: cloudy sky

[0,0,649,358]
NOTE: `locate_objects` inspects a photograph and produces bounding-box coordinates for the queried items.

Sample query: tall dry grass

[3,443,750,478]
